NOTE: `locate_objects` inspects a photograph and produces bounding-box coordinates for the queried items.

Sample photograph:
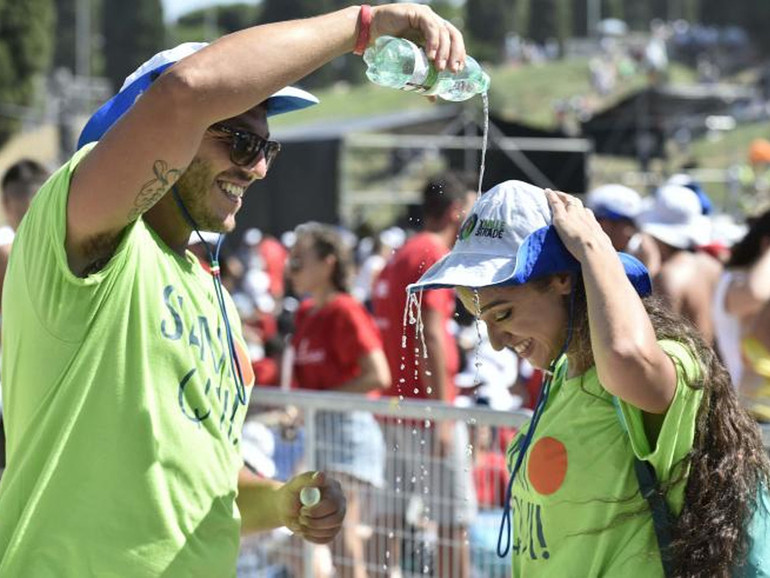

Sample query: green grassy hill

[272,57,695,131]
[272,56,769,214]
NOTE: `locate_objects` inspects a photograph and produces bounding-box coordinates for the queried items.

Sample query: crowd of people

[0,3,768,577]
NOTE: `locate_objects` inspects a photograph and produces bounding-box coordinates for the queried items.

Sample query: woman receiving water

[407,180,769,577]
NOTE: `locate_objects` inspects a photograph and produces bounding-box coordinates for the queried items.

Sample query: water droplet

[466,443,474,456]
[425,370,432,376]
[424,419,432,428]
[400,363,405,370]
[411,476,417,483]
[388,531,394,539]
[426,387,433,395]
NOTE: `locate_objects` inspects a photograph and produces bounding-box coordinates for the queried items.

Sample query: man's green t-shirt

[506,340,702,577]
[0,145,255,576]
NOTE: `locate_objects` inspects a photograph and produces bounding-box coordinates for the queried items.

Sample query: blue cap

[77,42,319,149]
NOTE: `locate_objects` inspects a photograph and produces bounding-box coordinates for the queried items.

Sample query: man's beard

[174,158,231,233]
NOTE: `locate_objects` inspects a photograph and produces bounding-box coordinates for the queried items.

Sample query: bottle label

[403,43,437,94]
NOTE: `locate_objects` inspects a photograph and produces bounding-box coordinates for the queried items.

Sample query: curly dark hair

[726,207,770,269]
[557,275,770,577]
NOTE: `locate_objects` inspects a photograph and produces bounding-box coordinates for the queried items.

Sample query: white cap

[409,180,652,297]
[586,184,643,221]
[639,184,711,249]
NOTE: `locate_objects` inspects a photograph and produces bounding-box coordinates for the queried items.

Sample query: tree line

[1,0,769,144]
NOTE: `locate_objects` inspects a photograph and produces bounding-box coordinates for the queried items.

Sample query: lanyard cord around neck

[172,186,247,408]
[496,282,577,558]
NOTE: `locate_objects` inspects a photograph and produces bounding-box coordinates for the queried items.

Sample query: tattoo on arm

[127,160,182,222]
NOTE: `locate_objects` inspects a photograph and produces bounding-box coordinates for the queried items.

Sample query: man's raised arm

[66,4,465,274]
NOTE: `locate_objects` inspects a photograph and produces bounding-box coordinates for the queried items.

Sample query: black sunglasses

[208,123,281,168]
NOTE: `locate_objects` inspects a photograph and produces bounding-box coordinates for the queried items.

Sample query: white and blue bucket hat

[78,42,319,149]
[408,180,652,296]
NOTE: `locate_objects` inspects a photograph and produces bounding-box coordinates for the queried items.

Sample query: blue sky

[161,0,448,23]
[161,0,250,22]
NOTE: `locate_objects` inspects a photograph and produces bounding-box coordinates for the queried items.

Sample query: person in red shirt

[288,222,390,578]
[371,172,477,578]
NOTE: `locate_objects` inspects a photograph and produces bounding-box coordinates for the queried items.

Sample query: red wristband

[353,4,372,56]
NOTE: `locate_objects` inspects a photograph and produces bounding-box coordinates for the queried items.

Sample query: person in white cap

[0,5,468,576]
[408,180,770,577]
[639,184,722,344]
[586,183,661,276]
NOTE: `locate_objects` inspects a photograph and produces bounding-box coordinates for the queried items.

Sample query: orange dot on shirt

[234,340,255,387]
[527,436,568,495]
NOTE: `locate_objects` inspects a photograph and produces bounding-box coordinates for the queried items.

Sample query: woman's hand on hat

[370,3,467,72]
[546,188,614,262]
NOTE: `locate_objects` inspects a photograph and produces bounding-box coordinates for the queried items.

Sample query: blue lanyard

[172,186,247,407]
[496,283,576,558]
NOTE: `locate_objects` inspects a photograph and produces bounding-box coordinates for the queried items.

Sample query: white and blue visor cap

[586,183,643,221]
[77,42,319,149]
[408,180,652,297]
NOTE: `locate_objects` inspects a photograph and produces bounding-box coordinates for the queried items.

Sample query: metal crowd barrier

[238,389,770,578]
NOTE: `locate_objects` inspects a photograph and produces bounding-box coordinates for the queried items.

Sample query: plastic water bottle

[363,36,490,102]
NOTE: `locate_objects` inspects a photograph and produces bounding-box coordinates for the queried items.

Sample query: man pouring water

[0,5,468,576]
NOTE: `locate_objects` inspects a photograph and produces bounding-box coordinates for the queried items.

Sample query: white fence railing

[238,389,770,578]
